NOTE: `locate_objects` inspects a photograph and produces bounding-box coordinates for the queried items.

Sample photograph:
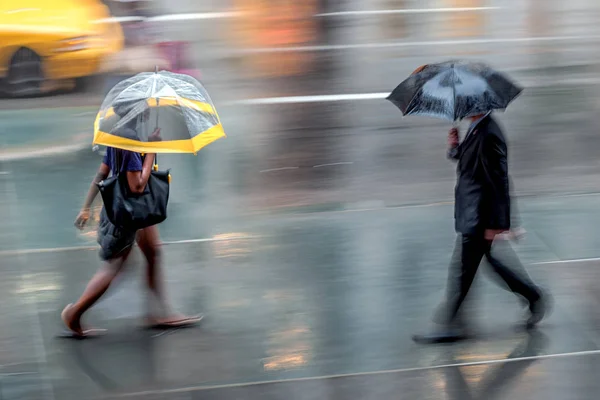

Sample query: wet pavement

[2,188,600,399]
[2,0,600,399]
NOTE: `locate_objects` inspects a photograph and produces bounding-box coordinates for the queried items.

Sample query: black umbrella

[387,61,523,121]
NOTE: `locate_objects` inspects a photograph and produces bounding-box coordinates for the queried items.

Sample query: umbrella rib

[403,83,423,117]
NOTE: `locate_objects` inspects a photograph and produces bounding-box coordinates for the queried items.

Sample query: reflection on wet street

[2,0,600,399]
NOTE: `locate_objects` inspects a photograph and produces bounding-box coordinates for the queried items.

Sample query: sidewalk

[1,190,600,399]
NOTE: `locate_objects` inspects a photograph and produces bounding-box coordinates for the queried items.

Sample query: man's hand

[74,208,91,230]
[148,128,162,142]
[484,229,506,241]
[496,227,527,242]
[511,226,527,240]
[448,128,459,148]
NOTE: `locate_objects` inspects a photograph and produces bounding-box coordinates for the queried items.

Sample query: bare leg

[137,226,169,315]
[62,247,132,336]
[137,226,201,326]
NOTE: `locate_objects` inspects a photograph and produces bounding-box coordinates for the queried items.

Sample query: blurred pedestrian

[413,112,550,344]
[62,104,200,338]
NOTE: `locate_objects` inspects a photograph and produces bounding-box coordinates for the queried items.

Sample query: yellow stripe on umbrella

[93,123,226,154]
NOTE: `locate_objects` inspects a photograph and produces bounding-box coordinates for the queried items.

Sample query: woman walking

[62,105,200,338]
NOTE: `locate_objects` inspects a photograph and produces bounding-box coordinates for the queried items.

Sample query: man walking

[413,112,549,344]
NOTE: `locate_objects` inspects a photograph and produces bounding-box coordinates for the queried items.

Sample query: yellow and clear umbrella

[93,70,225,154]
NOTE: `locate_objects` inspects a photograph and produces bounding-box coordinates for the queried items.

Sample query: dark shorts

[97,208,137,261]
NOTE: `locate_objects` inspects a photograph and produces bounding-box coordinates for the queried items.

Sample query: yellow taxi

[0,0,123,96]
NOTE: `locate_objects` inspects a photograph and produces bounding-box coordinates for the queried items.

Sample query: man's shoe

[412,329,468,344]
[526,289,553,329]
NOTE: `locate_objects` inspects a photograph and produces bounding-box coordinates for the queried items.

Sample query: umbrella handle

[151,96,159,170]
[154,65,159,130]
[155,97,159,130]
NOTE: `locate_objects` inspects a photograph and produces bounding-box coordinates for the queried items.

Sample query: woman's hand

[74,208,91,230]
[148,128,162,142]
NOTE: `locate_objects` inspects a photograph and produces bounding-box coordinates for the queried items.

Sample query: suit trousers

[440,234,541,325]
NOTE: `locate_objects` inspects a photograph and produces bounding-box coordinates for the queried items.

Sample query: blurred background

[2,0,600,399]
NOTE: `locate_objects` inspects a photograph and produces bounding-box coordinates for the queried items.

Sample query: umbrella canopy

[93,70,224,153]
[387,61,523,121]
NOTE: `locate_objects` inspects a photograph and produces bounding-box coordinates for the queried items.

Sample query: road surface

[1,1,600,399]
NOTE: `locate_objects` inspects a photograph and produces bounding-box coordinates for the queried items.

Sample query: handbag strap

[115,149,159,174]
[115,148,123,176]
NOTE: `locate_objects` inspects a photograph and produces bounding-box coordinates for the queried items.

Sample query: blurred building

[441,0,484,38]
[231,0,319,78]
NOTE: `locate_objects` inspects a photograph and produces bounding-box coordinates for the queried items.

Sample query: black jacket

[448,115,510,235]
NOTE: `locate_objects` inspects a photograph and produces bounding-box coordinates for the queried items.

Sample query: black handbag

[98,152,170,231]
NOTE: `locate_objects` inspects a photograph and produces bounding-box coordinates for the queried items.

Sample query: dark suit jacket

[448,115,510,235]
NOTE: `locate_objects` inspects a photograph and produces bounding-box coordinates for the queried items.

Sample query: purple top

[102,148,143,175]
